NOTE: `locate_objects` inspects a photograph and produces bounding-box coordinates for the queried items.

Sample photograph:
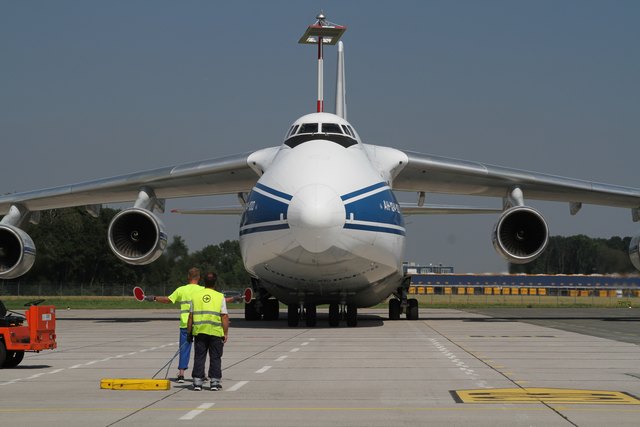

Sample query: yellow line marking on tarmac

[452,388,640,404]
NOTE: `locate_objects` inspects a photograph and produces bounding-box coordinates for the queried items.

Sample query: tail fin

[335,41,347,119]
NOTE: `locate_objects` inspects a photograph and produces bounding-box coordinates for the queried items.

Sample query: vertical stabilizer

[335,41,347,119]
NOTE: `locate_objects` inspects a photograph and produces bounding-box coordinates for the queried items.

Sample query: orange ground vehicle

[0,299,57,368]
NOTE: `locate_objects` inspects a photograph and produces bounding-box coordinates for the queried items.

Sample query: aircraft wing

[392,150,640,215]
[400,203,501,215]
[0,152,260,215]
[171,206,244,215]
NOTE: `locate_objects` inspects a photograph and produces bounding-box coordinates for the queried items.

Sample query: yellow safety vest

[168,283,204,328]
[191,288,225,337]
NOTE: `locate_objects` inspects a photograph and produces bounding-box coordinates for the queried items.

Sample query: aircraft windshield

[298,123,319,134]
[321,123,343,134]
[283,119,358,149]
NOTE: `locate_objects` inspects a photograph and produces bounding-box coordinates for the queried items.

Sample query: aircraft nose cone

[288,184,346,253]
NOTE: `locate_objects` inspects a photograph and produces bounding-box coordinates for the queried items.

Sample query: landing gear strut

[287,303,317,327]
[328,303,357,327]
[244,279,280,321]
[389,279,419,320]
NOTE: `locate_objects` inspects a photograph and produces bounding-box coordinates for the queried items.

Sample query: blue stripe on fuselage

[239,223,290,236]
[240,182,405,238]
[255,182,293,201]
[240,184,291,235]
[340,182,387,201]
[344,223,406,236]
[343,186,405,230]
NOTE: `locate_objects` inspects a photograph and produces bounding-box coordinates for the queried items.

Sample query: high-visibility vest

[168,284,204,328]
[191,288,224,337]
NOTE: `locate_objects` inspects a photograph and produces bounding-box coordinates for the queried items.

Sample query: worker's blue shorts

[178,328,192,370]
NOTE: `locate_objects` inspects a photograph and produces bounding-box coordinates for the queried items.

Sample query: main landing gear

[287,303,317,327]
[328,303,357,327]
[243,279,280,321]
[389,281,419,320]
[286,303,357,327]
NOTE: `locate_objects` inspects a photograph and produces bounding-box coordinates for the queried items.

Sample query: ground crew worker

[144,267,204,383]
[187,271,229,391]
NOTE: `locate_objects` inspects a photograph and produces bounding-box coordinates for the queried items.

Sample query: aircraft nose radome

[288,184,346,253]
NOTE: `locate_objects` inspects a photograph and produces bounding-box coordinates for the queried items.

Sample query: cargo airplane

[2,15,640,327]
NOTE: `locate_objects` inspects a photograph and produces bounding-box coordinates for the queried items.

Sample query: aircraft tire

[287,304,299,327]
[328,303,340,327]
[389,299,401,320]
[346,304,358,327]
[263,299,280,321]
[406,299,419,320]
[305,304,317,327]
[244,301,261,321]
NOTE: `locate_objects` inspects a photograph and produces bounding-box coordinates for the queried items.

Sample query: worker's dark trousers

[192,334,224,380]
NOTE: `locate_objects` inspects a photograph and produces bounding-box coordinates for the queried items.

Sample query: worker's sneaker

[193,384,202,391]
[210,381,222,391]
[176,375,185,383]
[193,378,203,391]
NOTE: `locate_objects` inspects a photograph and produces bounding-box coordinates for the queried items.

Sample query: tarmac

[1,307,640,426]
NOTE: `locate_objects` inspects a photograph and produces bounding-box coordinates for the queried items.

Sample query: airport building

[403,263,640,298]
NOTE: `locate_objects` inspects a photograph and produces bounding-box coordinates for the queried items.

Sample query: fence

[0,282,173,297]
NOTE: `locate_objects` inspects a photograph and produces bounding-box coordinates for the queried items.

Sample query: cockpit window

[346,125,356,138]
[321,123,343,134]
[284,122,357,149]
[298,123,318,134]
[287,125,299,137]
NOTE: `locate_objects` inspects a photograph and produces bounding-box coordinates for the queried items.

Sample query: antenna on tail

[298,13,346,113]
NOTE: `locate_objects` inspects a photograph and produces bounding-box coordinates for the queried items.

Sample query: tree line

[3,208,637,288]
[509,235,636,274]
[5,207,250,289]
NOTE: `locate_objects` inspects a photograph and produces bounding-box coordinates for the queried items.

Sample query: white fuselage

[239,113,406,306]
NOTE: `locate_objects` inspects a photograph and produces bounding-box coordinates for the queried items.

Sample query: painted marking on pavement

[452,388,640,405]
[275,355,288,362]
[256,366,272,374]
[179,402,215,420]
[227,381,249,392]
[430,338,487,389]
[0,342,180,387]
[26,373,46,380]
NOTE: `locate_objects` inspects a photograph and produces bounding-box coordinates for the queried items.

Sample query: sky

[1,1,639,273]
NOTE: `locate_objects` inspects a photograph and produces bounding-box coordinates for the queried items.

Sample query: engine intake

[0,225,36,279]
[492,206,549,264]
[108,208,167,265]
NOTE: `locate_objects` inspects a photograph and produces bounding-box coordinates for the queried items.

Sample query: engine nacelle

[0,224,36,279]
[492,206,549,264]
[629,235,640,271]
[107,208,167,265]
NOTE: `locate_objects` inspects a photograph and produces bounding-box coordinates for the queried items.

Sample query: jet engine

[492,206,549,264]
[629,235,640,271]
[0,224,36,279]
[107,208,167,264]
